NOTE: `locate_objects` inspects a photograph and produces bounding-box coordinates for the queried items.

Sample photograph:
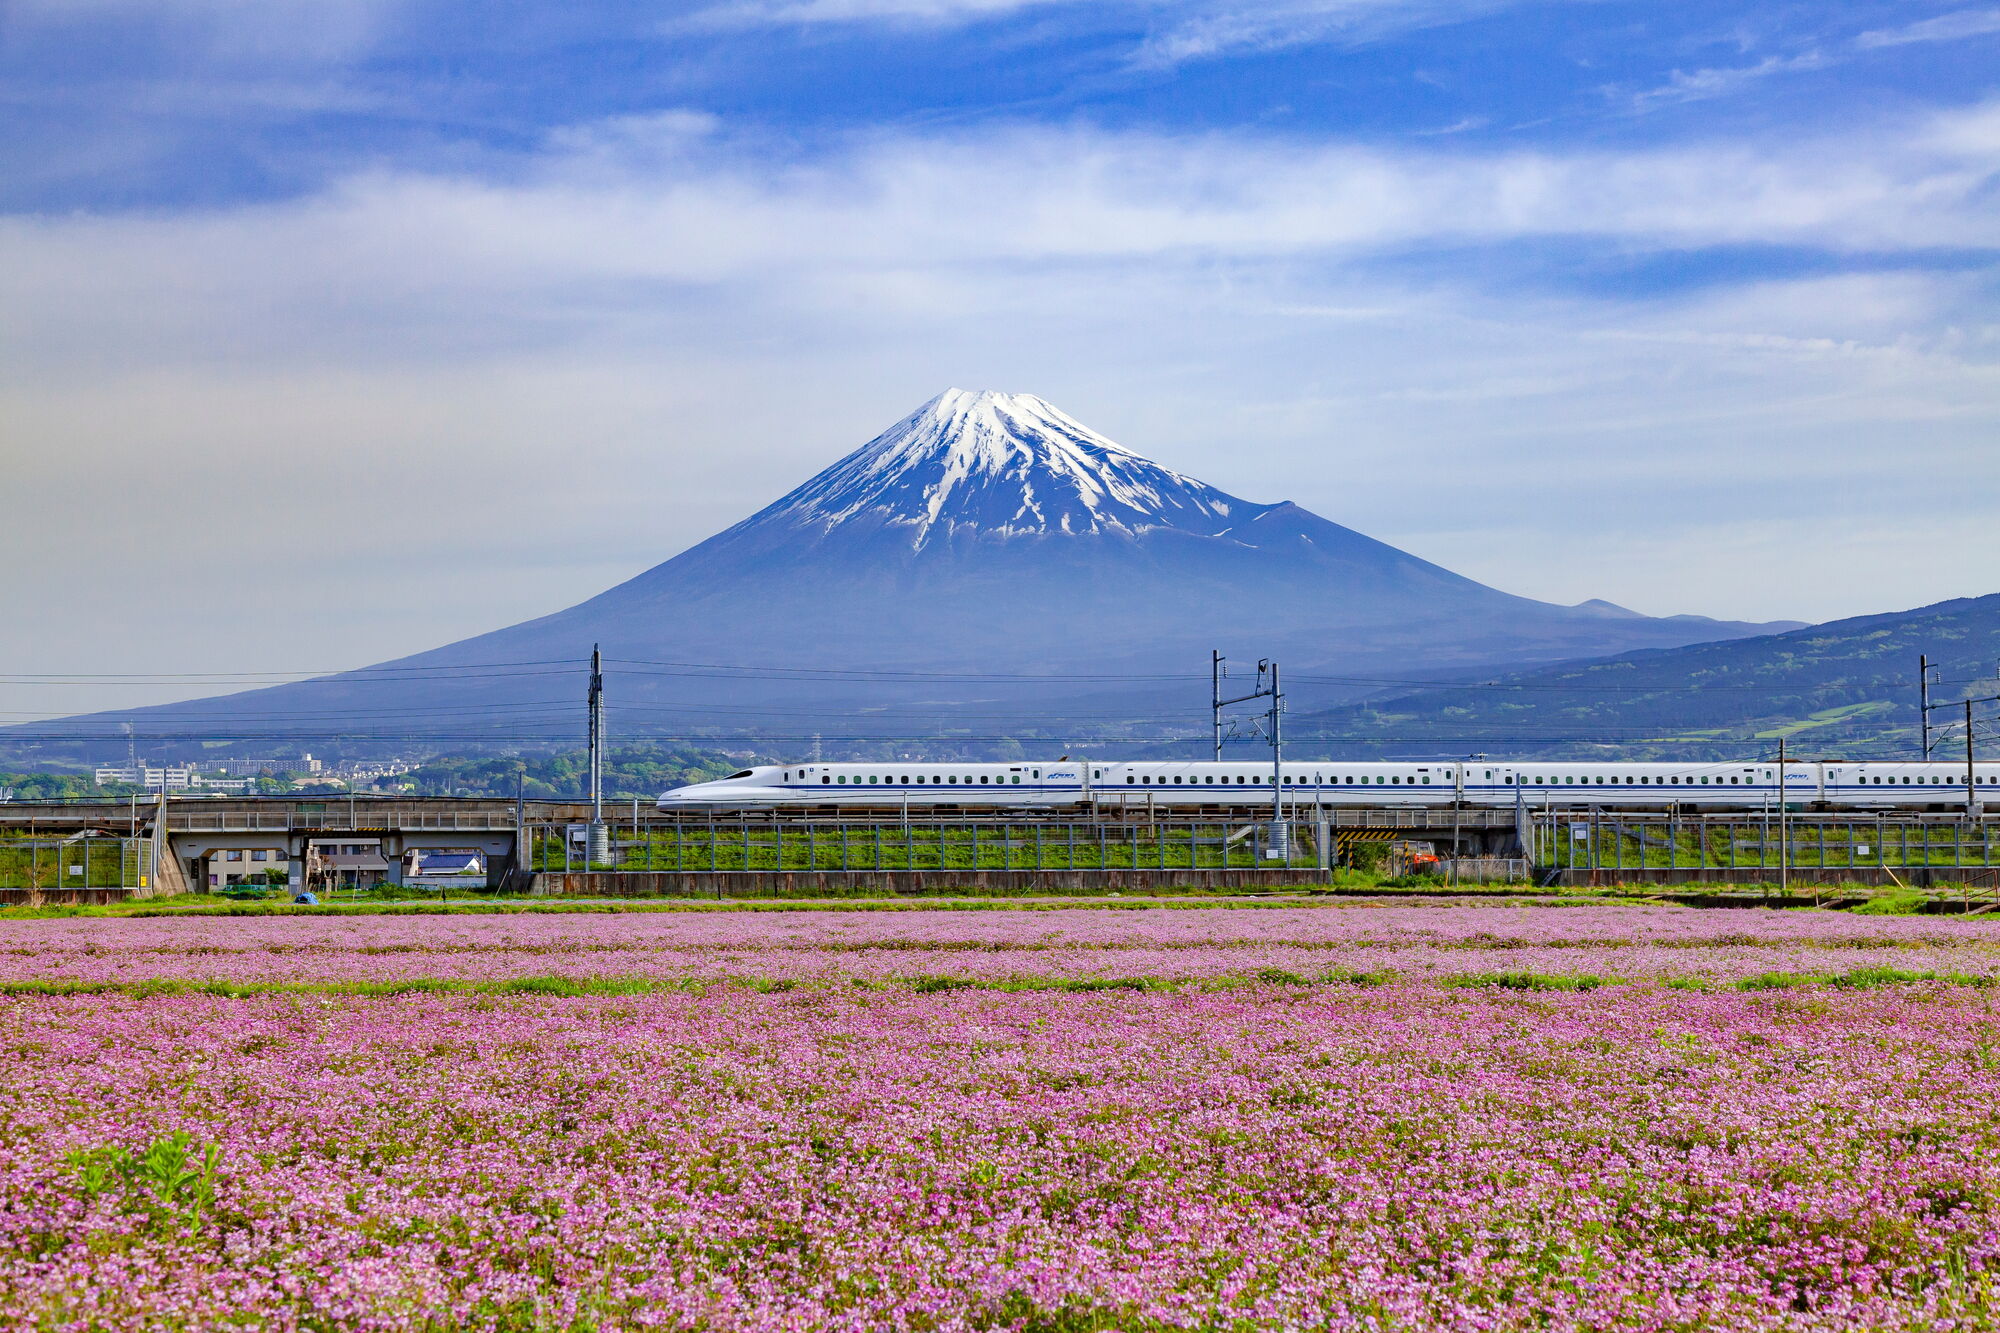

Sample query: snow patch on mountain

[761,388,1249,548]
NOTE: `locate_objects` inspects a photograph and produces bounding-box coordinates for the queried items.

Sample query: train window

[821,777,830,785]
[1013,776,1021,784]
[978,776,988,784]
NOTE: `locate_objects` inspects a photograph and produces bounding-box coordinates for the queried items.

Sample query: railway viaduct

[0,795,1524,902]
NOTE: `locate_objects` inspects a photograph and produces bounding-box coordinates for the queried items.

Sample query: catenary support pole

[1212,650,1225,762]
[1921,655,1932,757]
[1969,699,1980,819]
[1784,732,1800,896]
[586,645,608,866]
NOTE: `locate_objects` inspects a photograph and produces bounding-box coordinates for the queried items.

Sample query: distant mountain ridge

[1287,593,2000,761]
[18,389,1806,755]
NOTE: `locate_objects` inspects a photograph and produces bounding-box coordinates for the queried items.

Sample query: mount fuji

[34,389,1802,751]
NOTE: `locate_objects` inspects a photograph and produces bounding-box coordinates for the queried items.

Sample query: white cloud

[689,0,1090,27]
[1857,7,2000,49]
[1625,50,1828,111]
[1,0,400,65]
[1130,0,1531,67]
[2,107,1997,710]
[689,0,1547,61]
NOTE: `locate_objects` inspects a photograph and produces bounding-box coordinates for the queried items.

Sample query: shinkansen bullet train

[660,760,2000,812]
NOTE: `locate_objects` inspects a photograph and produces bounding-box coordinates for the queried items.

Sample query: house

[205,847,289,890]
[403,848,487,889]
[306,839,390,892]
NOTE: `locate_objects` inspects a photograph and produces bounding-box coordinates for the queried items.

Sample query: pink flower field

[7,901,2000,988]
[5,903,2000,1330]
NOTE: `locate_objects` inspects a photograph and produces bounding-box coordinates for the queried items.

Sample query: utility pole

[1269,660,1283,856]
[1920,655,1933,757]
[587,645,608,867]
[150,782,167,892]
[1211,651,1226,761]
[1970,699,1981,819]
[1219,659,1285,859]
[1777,737,1789,899]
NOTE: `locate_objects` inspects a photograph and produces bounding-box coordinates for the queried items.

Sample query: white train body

[661,760,2000,811]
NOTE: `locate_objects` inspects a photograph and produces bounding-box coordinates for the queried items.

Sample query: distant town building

[205,847,288,890]
[93,765,197,791]
[211,754,322,776]
[306,839,389,892]
[338,760,415,781]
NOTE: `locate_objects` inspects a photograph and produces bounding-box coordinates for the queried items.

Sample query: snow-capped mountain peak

[754,388,1246,547]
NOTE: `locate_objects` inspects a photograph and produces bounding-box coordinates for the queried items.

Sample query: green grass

[1,964,1996,1002]
[1446,971,1608,992]
[1849,889,1930,915]
[1752,701,1897,740]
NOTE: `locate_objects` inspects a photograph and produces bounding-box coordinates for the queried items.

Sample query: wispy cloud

[1623,50,1828,112]
[1130,0,1535,67]
[1857,7,2000,49]
[688,0,1091,27]
[1622,9,2000,113]
[1,0,401,64]
[690,0,1547,62]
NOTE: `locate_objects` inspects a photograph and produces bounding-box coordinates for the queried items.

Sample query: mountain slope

[18,388,1804,755]
[1288,593,2000,761]
[438,388,1788,668]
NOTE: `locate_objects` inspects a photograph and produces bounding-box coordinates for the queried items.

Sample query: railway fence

[528,817,1329,875]
[1531,810,2000,874]
[0,834,149,891]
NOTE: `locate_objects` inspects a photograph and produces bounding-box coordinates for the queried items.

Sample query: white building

[93,765,196,791]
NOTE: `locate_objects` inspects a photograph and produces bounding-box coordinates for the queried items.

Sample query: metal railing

[1532,810,2000,874]
[0,835,148,890]
[165,810,518,833]
[530,818,1332,874]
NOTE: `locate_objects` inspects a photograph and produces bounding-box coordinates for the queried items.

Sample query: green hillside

[1291,594,2000,761]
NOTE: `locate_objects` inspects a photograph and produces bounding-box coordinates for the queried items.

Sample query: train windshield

[727,771,756,779]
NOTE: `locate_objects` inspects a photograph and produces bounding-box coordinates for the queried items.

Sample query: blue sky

[3,0,1998,713]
